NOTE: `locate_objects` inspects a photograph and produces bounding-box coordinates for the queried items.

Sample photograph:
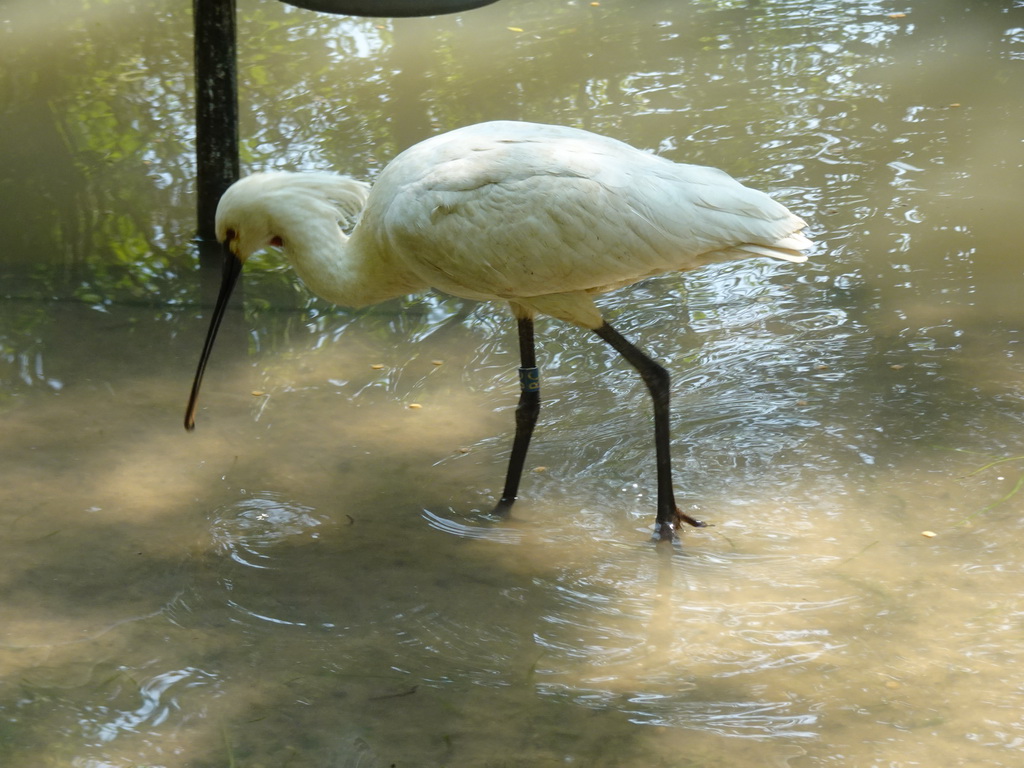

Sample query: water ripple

[88,666,219,744]
[209,493,327,570]
[420,508,524,544]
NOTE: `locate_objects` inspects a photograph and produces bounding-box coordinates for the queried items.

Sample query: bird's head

[213,173,292,262]
[185,172,371,431]
[215,172,370,261]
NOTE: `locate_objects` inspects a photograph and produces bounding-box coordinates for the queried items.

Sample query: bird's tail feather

[736,230,813,263]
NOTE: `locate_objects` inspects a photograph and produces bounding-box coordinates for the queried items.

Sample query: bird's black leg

[492,317,541,517]
[593,321,706,542]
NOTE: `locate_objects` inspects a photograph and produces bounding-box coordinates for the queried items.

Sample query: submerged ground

[2,0,1023,766]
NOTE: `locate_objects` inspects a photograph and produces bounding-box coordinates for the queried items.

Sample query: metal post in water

[193,0,239,244]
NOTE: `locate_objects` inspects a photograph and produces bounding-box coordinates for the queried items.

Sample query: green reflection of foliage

[2,0,196,306]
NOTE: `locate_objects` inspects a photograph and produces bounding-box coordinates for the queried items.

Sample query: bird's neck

[281,209,425,308]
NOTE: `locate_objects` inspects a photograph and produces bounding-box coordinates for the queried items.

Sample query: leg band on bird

[518,366,540,393]
[494,321,541,517]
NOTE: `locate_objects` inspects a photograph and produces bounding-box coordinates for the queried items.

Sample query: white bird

[185,120,811,542]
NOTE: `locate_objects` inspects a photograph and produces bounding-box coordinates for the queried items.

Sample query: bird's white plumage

[217,120,811,328]
[198,120,814,537]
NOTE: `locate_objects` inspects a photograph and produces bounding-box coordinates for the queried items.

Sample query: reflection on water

[2,0,1024,766]
[86,666,220,745]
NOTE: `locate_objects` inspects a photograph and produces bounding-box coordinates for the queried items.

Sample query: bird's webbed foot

[653,506,708,543]
[674,506,707,529]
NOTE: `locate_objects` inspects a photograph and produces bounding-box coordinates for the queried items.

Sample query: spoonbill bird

[185,120,811,541]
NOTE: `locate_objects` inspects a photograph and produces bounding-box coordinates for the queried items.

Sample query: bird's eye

[270,236,284,247]
[225,228,237,242]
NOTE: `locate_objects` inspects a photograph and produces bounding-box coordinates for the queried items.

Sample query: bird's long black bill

[184,249,244,431]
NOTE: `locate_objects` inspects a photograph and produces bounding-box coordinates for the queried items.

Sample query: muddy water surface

[2,0,1024,766]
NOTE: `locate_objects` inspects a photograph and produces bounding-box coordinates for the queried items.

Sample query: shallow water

[3,0,1024,765]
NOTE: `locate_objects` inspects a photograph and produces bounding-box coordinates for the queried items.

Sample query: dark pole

[193,0,239,244]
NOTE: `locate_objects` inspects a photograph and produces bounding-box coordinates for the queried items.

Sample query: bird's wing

[367,122,809,303]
